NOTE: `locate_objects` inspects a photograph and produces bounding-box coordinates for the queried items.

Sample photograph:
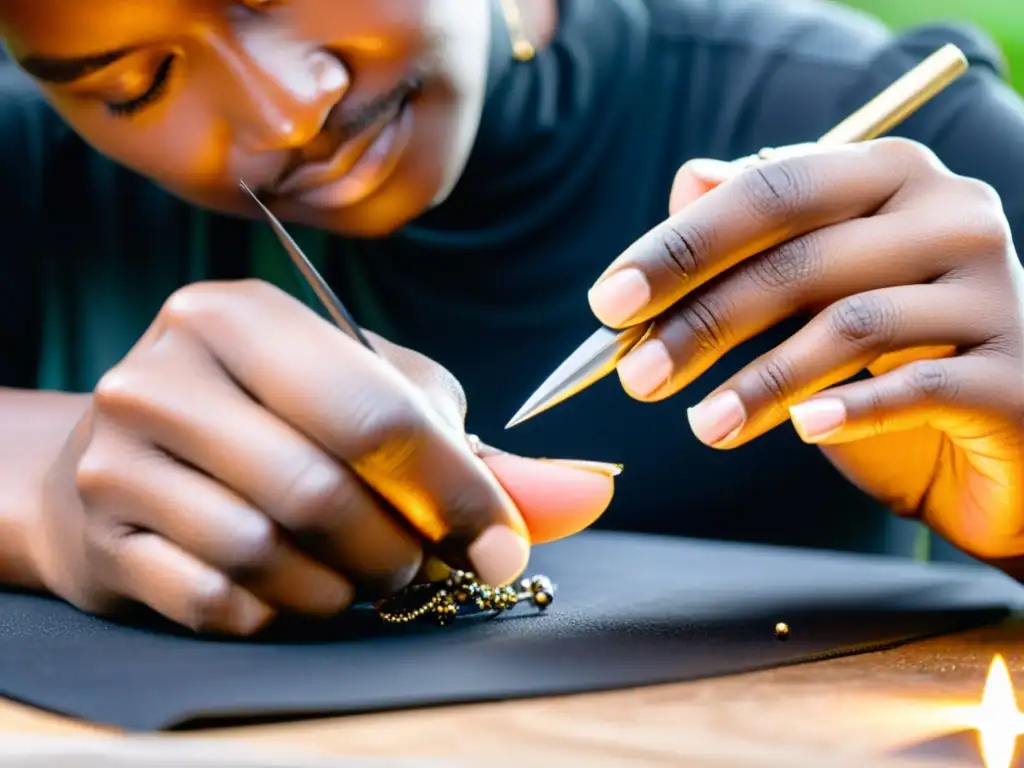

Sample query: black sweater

[3,0,1024,558]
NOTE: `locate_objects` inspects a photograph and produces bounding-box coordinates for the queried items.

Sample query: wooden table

[1,617,1021,767]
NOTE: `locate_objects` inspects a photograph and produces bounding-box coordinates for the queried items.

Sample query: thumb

[368,332,618,546]
[474,442,619,545]
[668,158,736,215]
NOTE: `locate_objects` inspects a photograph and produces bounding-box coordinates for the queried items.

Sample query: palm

[820,423,1024,560]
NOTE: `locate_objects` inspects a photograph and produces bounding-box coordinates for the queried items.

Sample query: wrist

[0,389,91,591]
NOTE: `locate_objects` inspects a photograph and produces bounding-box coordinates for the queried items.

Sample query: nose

[198,29,349,154]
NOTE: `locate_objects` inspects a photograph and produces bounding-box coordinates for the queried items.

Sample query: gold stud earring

[500,0,536,62]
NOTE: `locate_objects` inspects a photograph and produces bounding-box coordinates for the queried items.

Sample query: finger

[788,355,1023,448]
[480,454,618,544]
[787,355,1024,544]
[668,159,736,215]
[113,532,276,636]
[159,282,529,586]
[589,140,928,328]
[75,432,356,616]
[615,211,974,401]
[97,346,423,596]
[668,145,826,216]
[683,285,998,448]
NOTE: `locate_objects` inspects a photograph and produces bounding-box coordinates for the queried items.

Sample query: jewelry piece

[774,621,791,641]
[500,0,536,62]
[376,569,555,626]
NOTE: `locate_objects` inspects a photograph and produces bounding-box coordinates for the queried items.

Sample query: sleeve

[837,24,1024,264]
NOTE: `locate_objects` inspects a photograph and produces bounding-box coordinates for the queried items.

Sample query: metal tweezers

[239,181,376,354]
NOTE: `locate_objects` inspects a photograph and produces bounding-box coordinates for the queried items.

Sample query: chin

[275,176,444,238]
[262,139,469,239]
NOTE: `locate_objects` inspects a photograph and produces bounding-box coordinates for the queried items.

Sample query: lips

[273,77,421,209]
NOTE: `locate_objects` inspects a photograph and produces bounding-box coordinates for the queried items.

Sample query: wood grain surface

[0,617,1021,767]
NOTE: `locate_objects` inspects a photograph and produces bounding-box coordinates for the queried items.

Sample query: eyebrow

[18,48,135,84]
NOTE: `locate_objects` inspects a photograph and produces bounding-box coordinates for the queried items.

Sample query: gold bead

[512,40,536,62]
[774,622,790,640]
[500,0,536,62]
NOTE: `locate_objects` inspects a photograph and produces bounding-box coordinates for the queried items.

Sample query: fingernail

[790,398,846,442]
[687,158,738,183]
[687,390,746,446]
[231,590,276,635]
[315,575,356,615]
[538,459,623,477]
[618,340,672,397]
[588,269,651,327]
[467,525,531,586]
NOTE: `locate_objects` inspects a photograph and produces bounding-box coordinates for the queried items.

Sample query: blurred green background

[838,0,1023,92]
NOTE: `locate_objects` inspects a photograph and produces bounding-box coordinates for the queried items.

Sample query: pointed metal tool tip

[504,407,536,430]
[503,324,649,430]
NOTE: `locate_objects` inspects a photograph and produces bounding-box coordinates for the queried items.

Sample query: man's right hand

[31,280,616,635]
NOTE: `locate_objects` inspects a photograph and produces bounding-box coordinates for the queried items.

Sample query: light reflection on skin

[0,0,495,237]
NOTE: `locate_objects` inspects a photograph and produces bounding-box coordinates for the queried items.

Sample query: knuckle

[827,294,894,349]
[675,295,731,353]
[748,236,820,293]
[956,208,1013,262]
[92,366,149,416]
[92,366,175,428]
[754,357,800,405]
[658,222,709,281]
[956,175,1003,207]
[873,137,940,176]
[739,160,806,220]
[275,459,351,535]
[182,575,237,633]
[903,361,956,400]
[159,283,221,331]
[158,279,277,332]
[222,514,281,574]
[73,448,124,502]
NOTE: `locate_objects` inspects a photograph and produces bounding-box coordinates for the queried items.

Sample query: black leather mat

[0,531,1019,731]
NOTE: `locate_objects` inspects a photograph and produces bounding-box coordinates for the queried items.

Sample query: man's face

[0,0,493,236]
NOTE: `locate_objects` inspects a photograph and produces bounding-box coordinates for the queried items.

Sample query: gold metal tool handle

[818,43,968,145]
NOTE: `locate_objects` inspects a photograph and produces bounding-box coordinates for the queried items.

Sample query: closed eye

[106,54,175,118]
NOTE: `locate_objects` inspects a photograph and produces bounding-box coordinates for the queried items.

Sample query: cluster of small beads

[377,588,446,624]
[377,570,557,626]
